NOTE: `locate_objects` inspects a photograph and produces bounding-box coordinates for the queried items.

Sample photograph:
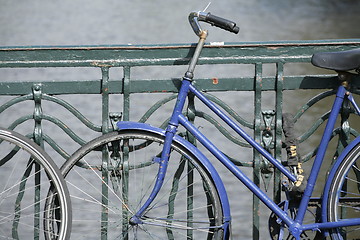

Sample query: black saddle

[311,48,360,72]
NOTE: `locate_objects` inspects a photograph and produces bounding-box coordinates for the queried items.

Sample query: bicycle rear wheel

[327,142,360,239]
[0,127,71,240]
[61,130,224,239]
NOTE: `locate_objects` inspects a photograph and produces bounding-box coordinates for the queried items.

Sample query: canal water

[1,0,360,239]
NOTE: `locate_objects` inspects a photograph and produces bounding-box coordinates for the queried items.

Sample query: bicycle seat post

[337,71,353,89]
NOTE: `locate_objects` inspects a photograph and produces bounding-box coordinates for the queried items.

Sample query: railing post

[123,67,131,121]
[253,63,263,240]
[274,62,284,204]
[32,83,43,239]
[100,67,110,239]
[186,92,196,238]
[121,66,131,240]
[101,67,110,133]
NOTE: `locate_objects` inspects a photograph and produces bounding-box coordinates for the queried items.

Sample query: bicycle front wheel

[0,128,71,240]
[327,142,360,239]
[61,130,224,239]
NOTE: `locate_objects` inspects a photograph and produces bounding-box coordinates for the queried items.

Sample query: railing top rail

[2,39,360,50]
[1,39,360,68]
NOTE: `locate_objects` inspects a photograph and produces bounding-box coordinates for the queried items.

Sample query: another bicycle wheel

[61,130,224,239]
[327,142,360,239]
[0,127,71,240]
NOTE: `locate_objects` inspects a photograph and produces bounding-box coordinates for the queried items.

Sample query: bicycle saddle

[311,48,360,71]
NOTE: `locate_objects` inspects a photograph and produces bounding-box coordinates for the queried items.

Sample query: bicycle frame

[127,30,360,239]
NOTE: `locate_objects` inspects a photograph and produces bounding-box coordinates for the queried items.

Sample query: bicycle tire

[0,127,71,240]
[60,130,224,239]
[327,142,360,239]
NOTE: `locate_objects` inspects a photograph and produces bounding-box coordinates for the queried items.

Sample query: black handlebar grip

[205,13,239,34]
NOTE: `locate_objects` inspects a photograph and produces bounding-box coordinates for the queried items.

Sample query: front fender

[321,135,360,223]
[117,121,232,225]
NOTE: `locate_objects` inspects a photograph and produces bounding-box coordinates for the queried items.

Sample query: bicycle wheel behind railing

[0,128,71,240]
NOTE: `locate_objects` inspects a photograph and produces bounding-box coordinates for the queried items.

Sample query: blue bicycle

[60,11,360,239]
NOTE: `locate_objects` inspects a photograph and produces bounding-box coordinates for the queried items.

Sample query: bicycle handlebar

[189,11,239,36]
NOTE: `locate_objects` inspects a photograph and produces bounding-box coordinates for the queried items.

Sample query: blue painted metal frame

[118,78,360,239]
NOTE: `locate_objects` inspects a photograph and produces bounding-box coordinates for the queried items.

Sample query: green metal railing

[1,39,360,239]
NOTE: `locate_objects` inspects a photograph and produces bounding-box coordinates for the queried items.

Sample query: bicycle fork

[129,31,208,225]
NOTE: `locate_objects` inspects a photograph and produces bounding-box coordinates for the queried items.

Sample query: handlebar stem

[184,30,208,80]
